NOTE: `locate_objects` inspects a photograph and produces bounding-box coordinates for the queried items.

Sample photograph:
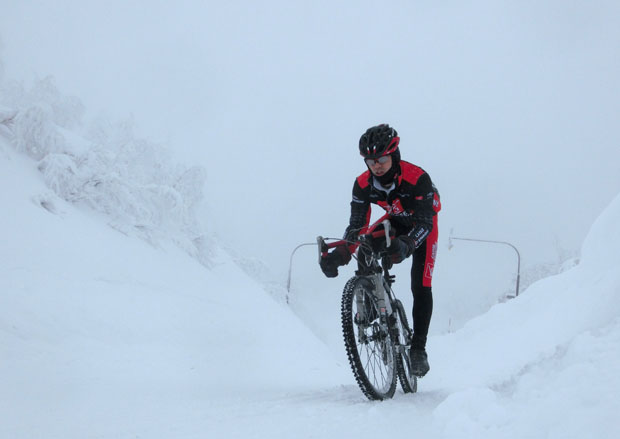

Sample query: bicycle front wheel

[341,277,397,400]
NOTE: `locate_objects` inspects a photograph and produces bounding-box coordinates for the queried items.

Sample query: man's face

[365,155,393,177]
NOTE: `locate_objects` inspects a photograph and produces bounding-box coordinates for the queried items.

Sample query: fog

[2,1,619,304]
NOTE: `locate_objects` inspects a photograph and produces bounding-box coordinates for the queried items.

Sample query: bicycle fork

[355,274,393,336]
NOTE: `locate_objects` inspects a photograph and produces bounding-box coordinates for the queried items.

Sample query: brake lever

[382,219,391,248]
[316,236,328,264]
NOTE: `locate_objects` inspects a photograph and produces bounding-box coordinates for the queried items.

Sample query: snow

[2,79,620,439]
[0,143,350,438]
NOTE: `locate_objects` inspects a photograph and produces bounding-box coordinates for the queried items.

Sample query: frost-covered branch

[1,75,212,266]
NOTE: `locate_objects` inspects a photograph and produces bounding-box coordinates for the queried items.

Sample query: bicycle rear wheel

[341,277,397,400]
[392,299,417,394]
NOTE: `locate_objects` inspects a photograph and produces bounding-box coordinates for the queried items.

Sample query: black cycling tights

[411,242,433,337]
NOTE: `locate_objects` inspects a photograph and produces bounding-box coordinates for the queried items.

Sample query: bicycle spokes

[341,277,397,400]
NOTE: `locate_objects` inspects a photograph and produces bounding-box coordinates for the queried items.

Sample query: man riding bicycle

[319,124,440,377]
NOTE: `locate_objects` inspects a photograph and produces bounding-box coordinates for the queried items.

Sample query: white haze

[2,1,620,330]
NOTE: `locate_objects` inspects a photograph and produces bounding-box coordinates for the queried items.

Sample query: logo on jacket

[389,198,404,215]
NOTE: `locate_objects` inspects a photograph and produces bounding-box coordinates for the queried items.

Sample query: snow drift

[422,192,620,437]
[0,141,349,438]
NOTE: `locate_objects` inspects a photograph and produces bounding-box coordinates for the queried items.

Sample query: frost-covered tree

[0,74,212,266]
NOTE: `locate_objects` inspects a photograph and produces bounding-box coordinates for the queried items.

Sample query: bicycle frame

[317,213,411,344]
[319,214,418,398]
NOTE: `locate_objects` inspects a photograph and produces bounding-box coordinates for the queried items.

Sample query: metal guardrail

[286,242,318,298]
[448,229,521,298]
[289,229,523,300]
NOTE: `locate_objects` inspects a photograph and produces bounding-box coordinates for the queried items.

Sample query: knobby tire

[341,277,397,401]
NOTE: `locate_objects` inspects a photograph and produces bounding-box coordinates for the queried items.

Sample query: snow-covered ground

[0,143,350,438]
[2,88,620,438]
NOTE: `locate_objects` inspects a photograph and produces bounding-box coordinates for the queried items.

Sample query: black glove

[388,236,415,264]
[319,245,351,278]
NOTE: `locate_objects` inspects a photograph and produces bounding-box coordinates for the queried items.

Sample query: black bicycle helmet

[359,124,400,159]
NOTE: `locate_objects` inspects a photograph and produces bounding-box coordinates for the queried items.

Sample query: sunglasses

[365,156,391,166]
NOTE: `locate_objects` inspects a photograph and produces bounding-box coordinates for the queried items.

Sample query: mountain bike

[318,213,417,400]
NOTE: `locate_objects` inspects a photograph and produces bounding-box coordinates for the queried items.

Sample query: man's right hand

[319,245,351,278]
[388,236,415,264]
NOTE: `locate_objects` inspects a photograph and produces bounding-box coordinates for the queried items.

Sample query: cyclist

[319,124,440,377]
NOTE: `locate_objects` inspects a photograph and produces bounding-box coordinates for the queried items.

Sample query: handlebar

[317,213,394,262]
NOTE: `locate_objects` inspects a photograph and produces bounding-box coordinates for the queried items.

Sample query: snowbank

[0,144,349,438]
[423,192,620,437]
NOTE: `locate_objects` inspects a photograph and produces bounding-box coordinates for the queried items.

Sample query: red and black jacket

[344,161,441,248]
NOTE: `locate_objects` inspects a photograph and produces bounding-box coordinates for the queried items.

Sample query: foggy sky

[2,0,619,285]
